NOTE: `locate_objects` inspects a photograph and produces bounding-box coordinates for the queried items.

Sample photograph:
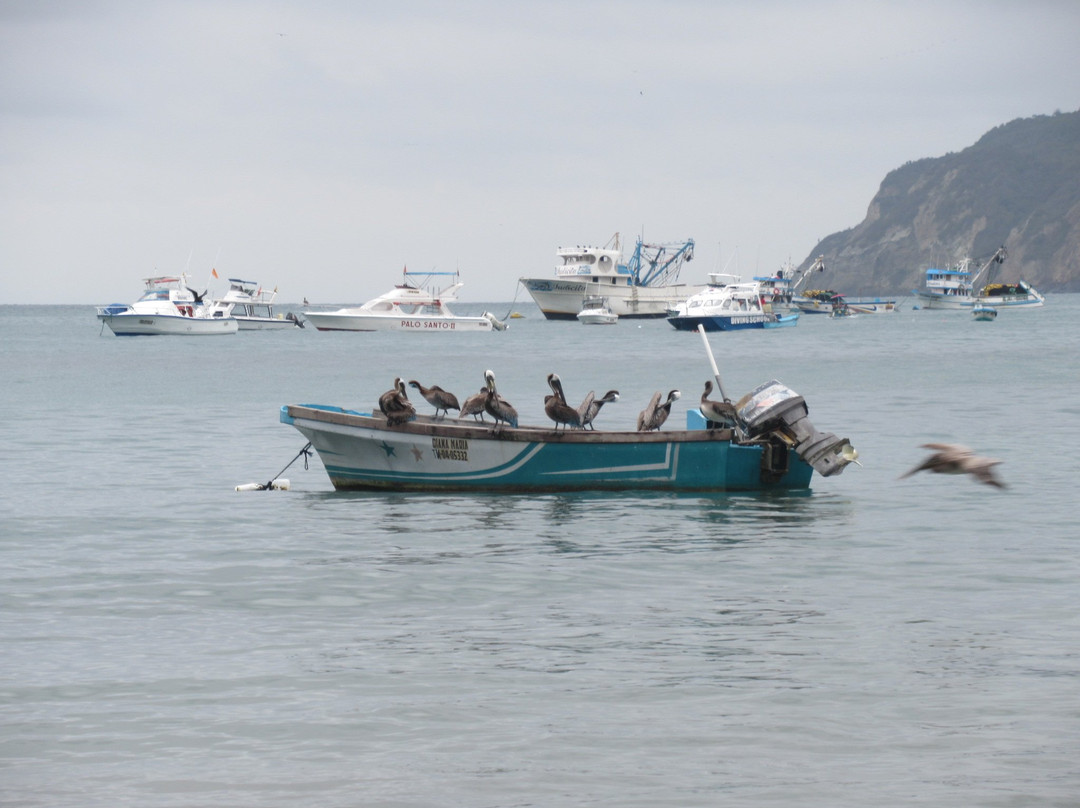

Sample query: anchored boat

[576,296,619,325]
[205,279,303,329]
[281,375,856,493]
[914,246,1043,309]
[788,257,898,314]
[96,274,238,336]
[302,270,505,332]
[666,274,799,332]
[520,233,703,320]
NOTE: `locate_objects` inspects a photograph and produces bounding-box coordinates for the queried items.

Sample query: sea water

[2,300,1078,807]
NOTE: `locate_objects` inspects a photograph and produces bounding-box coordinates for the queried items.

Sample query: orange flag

[211,268,219,279]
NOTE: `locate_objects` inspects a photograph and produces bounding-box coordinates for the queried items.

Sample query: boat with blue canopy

[913,246,1043,309]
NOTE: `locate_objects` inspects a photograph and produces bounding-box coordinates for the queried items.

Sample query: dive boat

[96,274,238,336]
[302,270,505,332]
[281,379,857,493]
[666,274,799,332]
[913,246,1042,309]
[576,296,619,325]
[205,279,303,329]
[520,233,704,320]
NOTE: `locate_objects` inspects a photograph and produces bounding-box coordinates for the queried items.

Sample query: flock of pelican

[378,374,1008,488]
[377,371,739,433]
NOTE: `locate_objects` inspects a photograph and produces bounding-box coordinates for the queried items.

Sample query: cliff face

[800,110,1080,295]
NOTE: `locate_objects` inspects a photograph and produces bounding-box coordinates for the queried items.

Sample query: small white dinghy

[576,296,618,325]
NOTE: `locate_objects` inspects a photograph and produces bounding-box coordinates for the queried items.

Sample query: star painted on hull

[380,441,396,457]
[411,446,425,462]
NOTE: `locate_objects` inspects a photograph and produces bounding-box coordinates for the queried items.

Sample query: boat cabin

[554,245,630,287]
[923,266,973,297]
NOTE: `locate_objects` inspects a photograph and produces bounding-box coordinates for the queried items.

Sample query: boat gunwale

[285,404,738,445]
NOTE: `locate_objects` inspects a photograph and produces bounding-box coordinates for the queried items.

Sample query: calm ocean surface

[2,298,1079,807]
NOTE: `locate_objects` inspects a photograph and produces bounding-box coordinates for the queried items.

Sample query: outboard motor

[735,380,858,477]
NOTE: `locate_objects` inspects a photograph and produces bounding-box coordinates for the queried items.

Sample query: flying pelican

[378,377,416,426]
[899,443,1006,488]
[459,388,487,421]
[637,390,680,432]
[545,373,582,430]
[699,380,737,427]
[408,380,461,417]
[483,369,518,429]
[580,390,619,430]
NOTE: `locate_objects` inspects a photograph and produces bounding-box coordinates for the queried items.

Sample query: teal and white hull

[281,405,815,492]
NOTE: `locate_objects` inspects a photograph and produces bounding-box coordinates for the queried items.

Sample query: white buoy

[235,478,290,492]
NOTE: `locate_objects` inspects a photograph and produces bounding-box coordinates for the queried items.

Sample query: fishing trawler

[520,233,703,319]
[914,247,1044,309]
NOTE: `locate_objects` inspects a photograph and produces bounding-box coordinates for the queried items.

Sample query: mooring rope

[260,442,312,490]
[501,280,524,321]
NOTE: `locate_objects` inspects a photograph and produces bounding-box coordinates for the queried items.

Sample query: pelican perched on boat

[899,443,1005,488]
[545,373,582,430]
[408,380,460,417]
[637,390,680,432]
[483,369,518,429]
[378,377,416,426]
[459,388,487,421]
[580,390,619,430]
[700,380,737,428]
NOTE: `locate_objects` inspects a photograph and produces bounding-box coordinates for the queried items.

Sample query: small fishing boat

[520,233,704,320]
[576,296,618,325]
[793,288,842,314]
[977,281,1044,308]
[96,274,238,336]
[845,298,898,314]
[205,278,303,329]
[281,378,857,493]
[828,295,857,318]
[302,270,505,332]
[787,257,897,314]
[971,304,998,321]
[666,274,799,332]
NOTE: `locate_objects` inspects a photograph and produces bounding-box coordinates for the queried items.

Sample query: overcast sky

[2,0,1078,305]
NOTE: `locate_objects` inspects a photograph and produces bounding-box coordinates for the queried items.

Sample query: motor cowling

[735,380,858,477]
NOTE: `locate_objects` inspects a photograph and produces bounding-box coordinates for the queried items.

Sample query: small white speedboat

[96,274,238,336]
[302,270,500,332]
[972,304,998,321]
[576,296,618,325]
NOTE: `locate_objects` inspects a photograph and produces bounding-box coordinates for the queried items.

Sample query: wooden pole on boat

[697,324,730,403]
